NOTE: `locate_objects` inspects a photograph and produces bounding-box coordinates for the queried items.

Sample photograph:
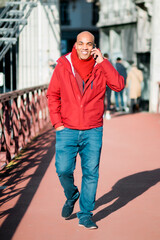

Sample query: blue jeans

[115,90,124,108]
[55,127,103,219]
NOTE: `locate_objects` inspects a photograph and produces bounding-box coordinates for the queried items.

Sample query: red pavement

[0,112,160,240]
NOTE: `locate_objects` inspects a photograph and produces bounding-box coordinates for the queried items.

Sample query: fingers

[56,126,64,131]
[91,47,99,55]
[91,48,99,59]
[91,48,104,63]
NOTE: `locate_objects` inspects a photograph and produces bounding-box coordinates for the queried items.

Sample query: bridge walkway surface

[0,112,160,240]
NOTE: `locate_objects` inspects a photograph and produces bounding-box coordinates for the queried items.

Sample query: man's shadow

[92,168,160,222]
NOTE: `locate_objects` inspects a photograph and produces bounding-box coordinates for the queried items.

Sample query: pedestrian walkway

[0,112,160,240]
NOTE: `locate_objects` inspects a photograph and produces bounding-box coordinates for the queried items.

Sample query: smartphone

[92,44,98,60]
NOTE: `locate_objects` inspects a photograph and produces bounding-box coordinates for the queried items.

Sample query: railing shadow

[93,168,160,223]
[0,124,56,239]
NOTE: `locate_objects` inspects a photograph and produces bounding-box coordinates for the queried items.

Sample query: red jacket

[47,53,124,129]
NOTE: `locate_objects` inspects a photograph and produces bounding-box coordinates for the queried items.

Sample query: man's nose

[83,44,88,49]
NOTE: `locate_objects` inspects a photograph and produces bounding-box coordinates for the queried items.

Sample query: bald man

[47,31,124,229]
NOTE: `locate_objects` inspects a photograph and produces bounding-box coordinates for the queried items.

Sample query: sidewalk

[0,112,160,240]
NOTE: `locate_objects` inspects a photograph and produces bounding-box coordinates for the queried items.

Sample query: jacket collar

[57,53,99,96]
[58,53,98,73]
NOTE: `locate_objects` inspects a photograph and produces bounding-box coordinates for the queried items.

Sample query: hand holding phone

[91,45,104,64]
[92,44,98,60]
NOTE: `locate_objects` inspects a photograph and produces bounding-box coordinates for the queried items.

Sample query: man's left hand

[91,48,104,64]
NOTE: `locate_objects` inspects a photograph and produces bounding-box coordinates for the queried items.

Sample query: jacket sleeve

[46,66,63,128]
[99,59,125,92]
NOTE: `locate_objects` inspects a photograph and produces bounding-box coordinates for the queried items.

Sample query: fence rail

[0,84,49,170]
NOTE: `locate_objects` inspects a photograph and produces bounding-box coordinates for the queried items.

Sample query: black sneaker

[79,217,98,229]
[62,192,80,218]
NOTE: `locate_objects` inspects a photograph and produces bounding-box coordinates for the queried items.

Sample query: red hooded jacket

[47,53,124,130]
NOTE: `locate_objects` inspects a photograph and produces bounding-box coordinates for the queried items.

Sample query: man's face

[75,33,94,60]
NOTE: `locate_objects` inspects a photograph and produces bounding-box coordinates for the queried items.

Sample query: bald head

[76,31,95,43]
[75,31,95,60]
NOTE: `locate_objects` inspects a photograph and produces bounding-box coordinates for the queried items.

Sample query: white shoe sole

[79,224,98,229]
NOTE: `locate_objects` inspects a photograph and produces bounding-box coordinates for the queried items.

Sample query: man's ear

[75,42,77,49]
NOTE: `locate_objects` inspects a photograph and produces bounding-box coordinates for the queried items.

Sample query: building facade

[18,0,61,89]
[0,0,61,92]
[149,0,160,112]
[97,0,153,110]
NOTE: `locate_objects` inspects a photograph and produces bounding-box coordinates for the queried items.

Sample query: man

[47,31,124,229]
[114,57,127,111]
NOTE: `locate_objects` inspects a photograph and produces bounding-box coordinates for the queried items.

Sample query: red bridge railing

[0,84,49,170]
